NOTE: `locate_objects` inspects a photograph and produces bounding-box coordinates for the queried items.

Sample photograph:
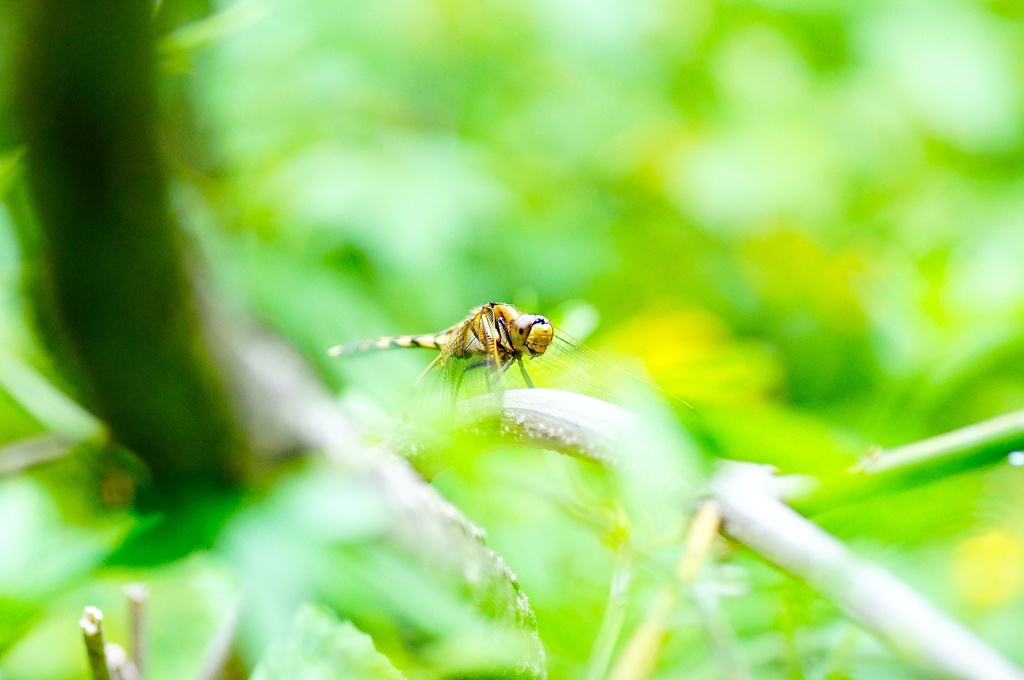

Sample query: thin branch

[457,389,635,467]
[454,393,1024,516]
[585,548,634,680]
[691,581,751,680]
[711,462,1024,680]
[0,435,74,477]
[0,352,104,443]
[608,501,721,680]
[80,607,113,680]
[197,592,244,680]
[105,643,141,680]
[124,583,148,678]
[80,606,141,680]
[796,409,1024,514]
[859,409,1024,474]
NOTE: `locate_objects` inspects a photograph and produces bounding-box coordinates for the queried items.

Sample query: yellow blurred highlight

[952,530,1024,609]
[608,501,722,680]
[602,308,782,405]
[742,230,868,332]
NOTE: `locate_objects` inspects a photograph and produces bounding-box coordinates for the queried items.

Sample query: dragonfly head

[513,314,553,357]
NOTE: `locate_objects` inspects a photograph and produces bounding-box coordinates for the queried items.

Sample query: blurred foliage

[251,604,405,680]
[3,0,1024,678]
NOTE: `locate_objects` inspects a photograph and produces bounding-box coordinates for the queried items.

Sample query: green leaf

[0,352,103,443]
[252,603,405,680]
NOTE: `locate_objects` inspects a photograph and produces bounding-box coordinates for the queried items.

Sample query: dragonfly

[329,302,620,404]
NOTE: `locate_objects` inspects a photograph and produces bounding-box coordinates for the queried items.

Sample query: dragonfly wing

[418,321,499,408]
[511,332,622,401]
[416,317,637,408]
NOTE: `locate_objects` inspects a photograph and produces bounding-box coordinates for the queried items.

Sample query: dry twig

[124,583,148,678]
[79,607,113,680]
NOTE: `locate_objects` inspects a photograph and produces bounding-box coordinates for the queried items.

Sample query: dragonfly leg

[480,310,506,394]
[450,360,491,402]
[516,356,535,388]
[487,358,511,394]
[447,360,501,401]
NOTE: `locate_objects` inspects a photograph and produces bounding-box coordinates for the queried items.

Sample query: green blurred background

[3,0,1024,677]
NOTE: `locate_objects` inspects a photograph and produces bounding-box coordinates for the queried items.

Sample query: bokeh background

[3,0,1024,677]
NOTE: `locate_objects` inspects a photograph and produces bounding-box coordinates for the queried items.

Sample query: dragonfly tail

[329,334,444,358]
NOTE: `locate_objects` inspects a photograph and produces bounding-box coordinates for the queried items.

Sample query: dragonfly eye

[524,318,553,356]
[511,314,552,355]
[512,315,534,338]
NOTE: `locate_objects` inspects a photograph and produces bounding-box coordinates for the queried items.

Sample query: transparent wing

[509,331,623,401]
[411,320,497,411]
[438,328,628,403]
[412,322,664,412]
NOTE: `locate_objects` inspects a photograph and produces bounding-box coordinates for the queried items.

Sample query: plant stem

[124,583,148,678]
[585,548,634,680]
[80,607,113,680]
[105,643,141,680]
[197,592,244,680]
[608,501,721,680]
[12,0,248,498]
[0,435,73,477]
[795,409,1024,514]
[859,409,1024,474]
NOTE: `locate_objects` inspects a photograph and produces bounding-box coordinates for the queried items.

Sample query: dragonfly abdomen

[329,334,445,358]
